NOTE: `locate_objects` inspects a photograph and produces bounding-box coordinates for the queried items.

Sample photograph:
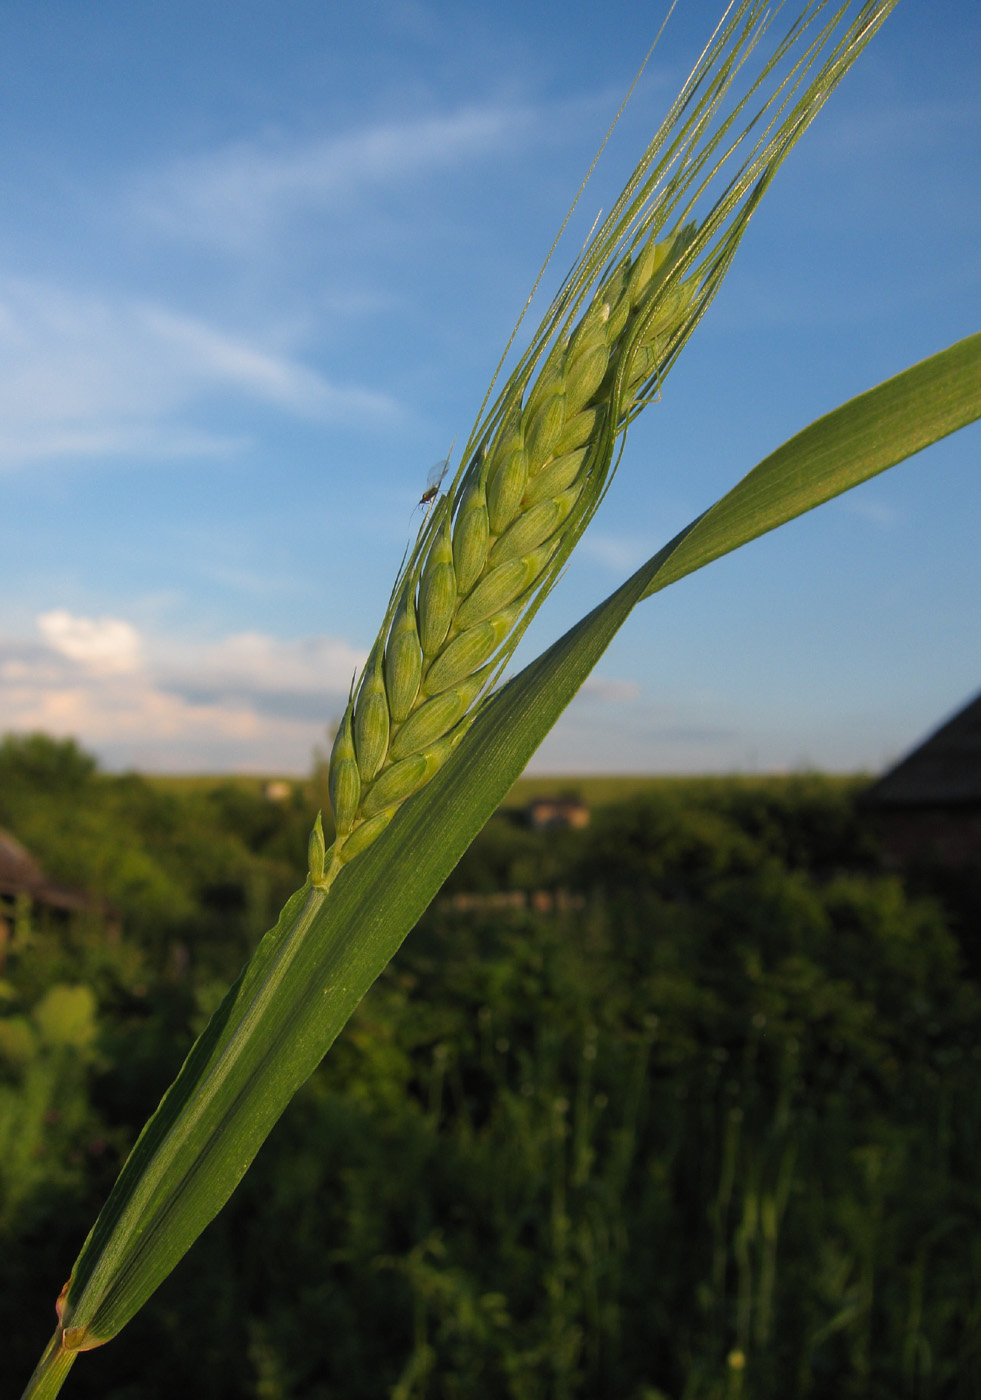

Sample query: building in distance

[859,688,981,869]
[525,795,591,832]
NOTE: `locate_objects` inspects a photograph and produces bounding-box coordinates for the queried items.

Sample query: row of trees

[2,734,979,1398]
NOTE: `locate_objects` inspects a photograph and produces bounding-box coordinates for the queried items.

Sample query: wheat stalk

[318,228,698,884]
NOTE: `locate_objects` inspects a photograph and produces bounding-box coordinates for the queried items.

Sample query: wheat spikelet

[316,225,697,885]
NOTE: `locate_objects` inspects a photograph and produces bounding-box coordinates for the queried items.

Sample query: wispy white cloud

[0,278,398,466]
[0,611,367,771]
[0,97,582,468]
[139,307,391,417]
[134,104,538,251]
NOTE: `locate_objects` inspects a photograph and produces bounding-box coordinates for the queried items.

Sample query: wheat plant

[20,2,981,1397]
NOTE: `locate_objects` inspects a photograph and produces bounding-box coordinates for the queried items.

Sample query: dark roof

[0,828,44,891]
[862,690,981,807]
[0,827,106,914]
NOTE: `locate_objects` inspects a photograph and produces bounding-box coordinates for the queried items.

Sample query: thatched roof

[862,690,981,807]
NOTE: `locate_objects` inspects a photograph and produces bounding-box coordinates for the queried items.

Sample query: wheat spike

[317,225,697,885]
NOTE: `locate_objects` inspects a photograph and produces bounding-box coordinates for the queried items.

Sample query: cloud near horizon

[0,611,366,772]
[1,609,656,774]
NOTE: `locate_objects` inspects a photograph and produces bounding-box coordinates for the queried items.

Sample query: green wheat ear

[318,226,698,885]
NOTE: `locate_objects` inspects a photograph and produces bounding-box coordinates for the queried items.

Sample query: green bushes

[2,742,979,1397]
[0,734,312,978]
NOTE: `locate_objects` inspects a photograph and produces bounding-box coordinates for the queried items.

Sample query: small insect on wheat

[418,456,449,510]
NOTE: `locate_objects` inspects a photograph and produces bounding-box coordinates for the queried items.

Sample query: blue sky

[0,0,977,775]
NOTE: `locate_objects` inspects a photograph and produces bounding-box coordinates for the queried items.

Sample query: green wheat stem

[19,1332,77,1400]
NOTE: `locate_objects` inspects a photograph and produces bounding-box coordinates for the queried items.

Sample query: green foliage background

[2,733,979,1399]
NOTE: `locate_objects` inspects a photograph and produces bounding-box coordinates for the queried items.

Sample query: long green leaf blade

[37,334,978,1382]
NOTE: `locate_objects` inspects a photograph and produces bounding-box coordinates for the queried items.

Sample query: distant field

[501,771,870,808]
[144,773,290,796]
[145,770,872,808]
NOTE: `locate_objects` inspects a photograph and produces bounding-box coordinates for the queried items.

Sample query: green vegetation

[0,732,318,979]
[3,733,979,1399]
